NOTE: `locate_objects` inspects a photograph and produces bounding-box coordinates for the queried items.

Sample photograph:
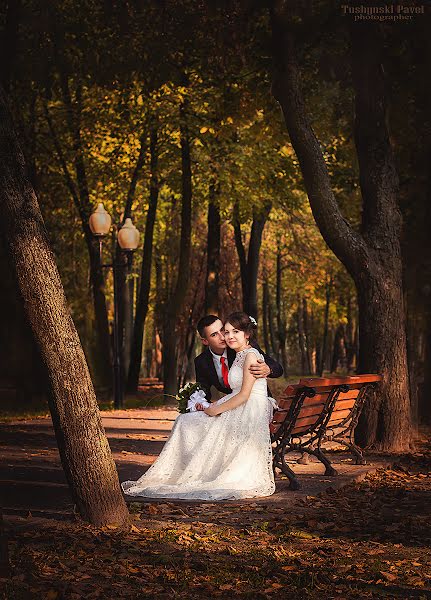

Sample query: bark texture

[0,88,129,526]
[271,6,411,450]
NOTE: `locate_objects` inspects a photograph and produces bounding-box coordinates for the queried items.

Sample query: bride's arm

[204,353,258,416]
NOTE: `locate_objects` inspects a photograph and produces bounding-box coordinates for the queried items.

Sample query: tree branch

[270,2,367,277]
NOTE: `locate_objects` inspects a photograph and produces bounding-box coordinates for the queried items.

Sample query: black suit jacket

[194,342,283,401]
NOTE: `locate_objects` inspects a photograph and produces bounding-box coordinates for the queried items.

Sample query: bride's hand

[204,405,220,417]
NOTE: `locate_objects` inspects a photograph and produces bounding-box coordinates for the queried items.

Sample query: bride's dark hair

[226,312,257,343]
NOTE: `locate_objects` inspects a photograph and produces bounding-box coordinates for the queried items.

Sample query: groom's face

[201,319,226,354]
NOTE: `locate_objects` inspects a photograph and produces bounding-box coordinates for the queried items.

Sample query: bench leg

[343,440,366,465]
[304,447,338,476]
[273,450,301,490]
[280,455,301,490]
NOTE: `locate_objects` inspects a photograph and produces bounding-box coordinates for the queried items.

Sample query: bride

[121,312,275,501]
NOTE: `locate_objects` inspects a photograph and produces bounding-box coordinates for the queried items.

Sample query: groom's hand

[249,359,270,379]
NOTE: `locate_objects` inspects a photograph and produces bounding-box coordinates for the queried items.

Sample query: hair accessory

[249,316,257,326]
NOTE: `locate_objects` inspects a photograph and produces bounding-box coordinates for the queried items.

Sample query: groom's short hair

[197,315,220,338]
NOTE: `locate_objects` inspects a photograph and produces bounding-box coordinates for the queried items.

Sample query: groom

[194,314,283,401]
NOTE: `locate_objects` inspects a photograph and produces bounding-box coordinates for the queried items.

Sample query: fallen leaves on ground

[2,450,431,599]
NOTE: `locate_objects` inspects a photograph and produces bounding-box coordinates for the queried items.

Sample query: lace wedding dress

[122,347,275,501]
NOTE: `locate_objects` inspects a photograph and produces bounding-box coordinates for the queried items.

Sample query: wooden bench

[270,374,382,490]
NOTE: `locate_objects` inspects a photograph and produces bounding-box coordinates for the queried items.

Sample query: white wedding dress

[121,347,275,501]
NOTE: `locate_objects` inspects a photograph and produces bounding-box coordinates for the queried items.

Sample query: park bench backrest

[271,384,332,437]
[298,375,382,432]
[270,374,382,439]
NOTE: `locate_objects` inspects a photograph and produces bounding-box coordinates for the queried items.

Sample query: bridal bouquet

[176,382,210,414]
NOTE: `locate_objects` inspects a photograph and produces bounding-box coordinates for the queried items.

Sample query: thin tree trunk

[233,202,271,318]
[296,297,308,374]
[247,203,272,318]
[276,249,288,373]
[302,298,313,374]
[319,274,332,376]
[0,87,128,526]
[163,103,192,396]
[331,323,347,373]
[345,294,357,371]
[268,290,278,358]
[127,124,159,392]
[204,180,221,314]
[271,9,411,450]
[233,202,249,309]
[262,279,271,353]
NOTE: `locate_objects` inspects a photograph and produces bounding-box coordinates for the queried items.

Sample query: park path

[0,408,387,518]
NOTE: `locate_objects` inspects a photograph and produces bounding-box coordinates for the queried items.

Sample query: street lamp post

[89,203,140,409]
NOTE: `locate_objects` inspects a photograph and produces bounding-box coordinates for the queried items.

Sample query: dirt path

[1,411,431,598]
[1,407,387,517]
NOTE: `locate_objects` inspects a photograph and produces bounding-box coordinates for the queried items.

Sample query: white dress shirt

[210,348,228,387]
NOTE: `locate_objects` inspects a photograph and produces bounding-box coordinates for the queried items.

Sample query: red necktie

[220,356,229,388]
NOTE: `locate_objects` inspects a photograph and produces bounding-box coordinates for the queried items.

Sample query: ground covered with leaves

[2,453,431,600]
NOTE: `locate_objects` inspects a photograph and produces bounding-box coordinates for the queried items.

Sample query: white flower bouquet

[176,382,210,414]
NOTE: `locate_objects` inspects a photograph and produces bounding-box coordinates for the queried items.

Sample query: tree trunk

[127,124,159,392]
[247,203,272,318]
[233,202,249,309]
[276,249,288,373]
[262,279,271,353]
[270,9,411,450]
[331,323,347,373]
[234,202,271,319]
[319,274,332,376]
[302,298,313,374]
[296,297,308,375]
[268,290,278,358]
[163,103,192,396]
[345,294,357,371]
[0,87,129,526]
[204,180,221,314]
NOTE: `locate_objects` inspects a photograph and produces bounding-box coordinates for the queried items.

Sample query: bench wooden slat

[278,394,330,411]
[296,403,328,419]
[299,374,382,386]
[327,409,353,425]
[292,415,326,432]
[331,398,357,412]
[336,390,360,401]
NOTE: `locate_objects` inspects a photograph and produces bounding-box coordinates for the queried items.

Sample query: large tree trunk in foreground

[0,88,129,526]
[271,8,411,450]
